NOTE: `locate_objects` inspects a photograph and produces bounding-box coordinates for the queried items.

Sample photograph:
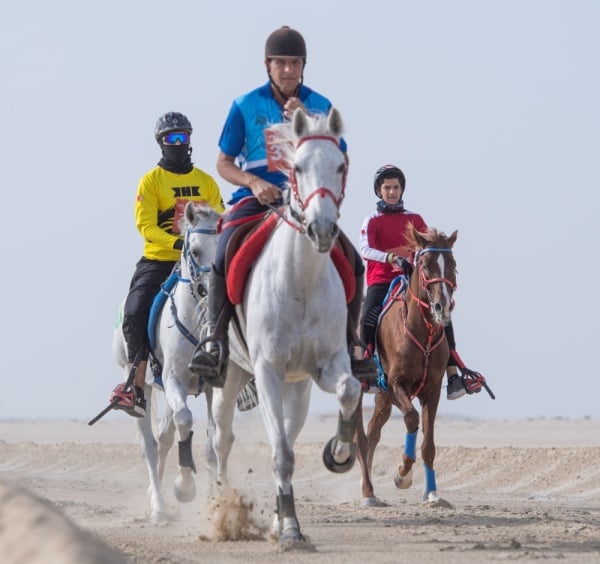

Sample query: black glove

[400,258,413,278]
[173,238,184,251]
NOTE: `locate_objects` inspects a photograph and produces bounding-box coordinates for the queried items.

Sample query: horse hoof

[393,468,413,489]
[322,437,356,473]
[361,496,388,508]
[279,530,314,552]
[174,480,196,503]
[280,529,305,542]
[423,492,452,508]
[150,511,170,525]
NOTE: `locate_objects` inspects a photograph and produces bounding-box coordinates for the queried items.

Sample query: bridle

[273,134,348,233]
[181,225,217,296]
[399,246,457,399]
[414,247,457,304]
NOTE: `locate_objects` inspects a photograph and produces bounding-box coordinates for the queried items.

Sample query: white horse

[112,201,220,524]
[206,108,362,544]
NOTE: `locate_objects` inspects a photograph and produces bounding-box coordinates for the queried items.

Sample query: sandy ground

[0,409,599,563]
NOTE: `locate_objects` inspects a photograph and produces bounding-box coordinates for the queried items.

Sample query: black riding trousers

[122,257,177,364]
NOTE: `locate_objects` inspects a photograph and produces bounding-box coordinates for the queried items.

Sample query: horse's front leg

[135,385,169,524]
[255,358,303,543]
[420,386,442,503]
[391,382,420,491]
[317,350,362,473]
[164,370,196,503]
[357,391,393,507]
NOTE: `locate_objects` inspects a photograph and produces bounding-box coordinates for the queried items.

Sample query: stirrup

[450,350,496,399]
[110,383,145,418]
[351,355,379,380]
[188,337,227,388]
[460,368,483,394]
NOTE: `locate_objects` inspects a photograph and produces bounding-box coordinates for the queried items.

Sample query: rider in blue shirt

[189,26,377,388]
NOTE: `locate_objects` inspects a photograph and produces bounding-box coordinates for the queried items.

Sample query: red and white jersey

[359,208,428,286]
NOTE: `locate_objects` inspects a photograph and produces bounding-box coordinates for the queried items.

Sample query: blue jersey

[218,81,346,204]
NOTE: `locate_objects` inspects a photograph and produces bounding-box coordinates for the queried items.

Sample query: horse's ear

[184,201,195,224]
[327,108,344,137]
[448,230,458,246]
[292,108,309,138]
[409,223,428,249]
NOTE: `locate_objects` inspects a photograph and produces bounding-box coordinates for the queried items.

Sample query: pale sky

[1,1,598,421]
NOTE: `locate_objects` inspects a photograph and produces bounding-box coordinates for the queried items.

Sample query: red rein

[399,261,456,400]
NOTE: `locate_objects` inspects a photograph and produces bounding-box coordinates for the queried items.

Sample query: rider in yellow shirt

[110,112,225,417]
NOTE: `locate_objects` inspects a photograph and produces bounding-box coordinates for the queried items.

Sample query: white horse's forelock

[267,109,343,179]
[179,200,221,232]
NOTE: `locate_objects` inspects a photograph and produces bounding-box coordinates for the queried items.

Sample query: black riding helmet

[373,164,406,197]
[265,26,307,62]
[154,112,193,144]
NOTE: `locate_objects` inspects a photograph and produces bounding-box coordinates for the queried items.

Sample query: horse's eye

[294,164,301,174]
[337,163,345,174]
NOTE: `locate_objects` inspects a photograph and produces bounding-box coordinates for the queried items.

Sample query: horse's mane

[267,111,340,176]
[406,225,454,253]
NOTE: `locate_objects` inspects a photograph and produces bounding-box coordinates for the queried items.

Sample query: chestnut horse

[355,224,458,507]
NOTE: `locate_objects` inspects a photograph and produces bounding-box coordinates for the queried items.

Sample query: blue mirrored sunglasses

[163,131,190,145]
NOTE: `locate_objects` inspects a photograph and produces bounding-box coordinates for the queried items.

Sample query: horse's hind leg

[282,379,312,444]
[156,403,175,482]
[136,387,169,524]
[208,361,246,487]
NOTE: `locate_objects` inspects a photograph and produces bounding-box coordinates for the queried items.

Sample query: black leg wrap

[276,486,297,520]
[178,431,197,473]
[337,409,357,443]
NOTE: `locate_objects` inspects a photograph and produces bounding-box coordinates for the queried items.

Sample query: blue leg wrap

[423,464,437,497]
[374,354,387,391]
[404,431,417,461]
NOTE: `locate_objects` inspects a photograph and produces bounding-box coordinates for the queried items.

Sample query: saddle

[224,211,356,306]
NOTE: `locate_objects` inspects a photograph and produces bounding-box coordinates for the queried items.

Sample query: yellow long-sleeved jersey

[134,166,225,261]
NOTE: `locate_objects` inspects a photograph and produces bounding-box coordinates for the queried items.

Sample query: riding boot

[347,275,379,383]
[188,268,233,388]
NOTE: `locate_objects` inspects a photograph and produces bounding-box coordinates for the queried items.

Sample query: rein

[398,247,456,399]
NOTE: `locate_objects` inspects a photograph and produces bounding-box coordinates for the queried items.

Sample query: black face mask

[377,199,405,213]
[158,144,193,173]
